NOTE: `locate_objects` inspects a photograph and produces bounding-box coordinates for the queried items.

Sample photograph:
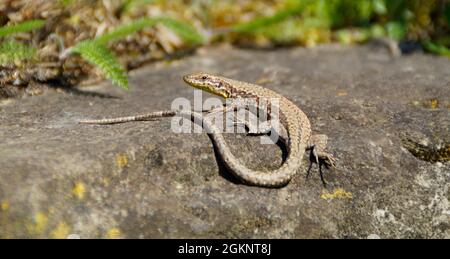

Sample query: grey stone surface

[0,44,449,238]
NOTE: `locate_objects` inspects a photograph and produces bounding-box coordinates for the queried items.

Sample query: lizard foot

[306,134,336,187]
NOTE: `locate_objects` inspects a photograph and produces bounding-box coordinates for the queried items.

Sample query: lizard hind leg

[306,134,337,186]
[307,134,336,168]
[231,115,289,147]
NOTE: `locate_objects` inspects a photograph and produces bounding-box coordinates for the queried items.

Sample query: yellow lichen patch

[116,154,129,169]
[35,212,49,233]
[102,177,110,186]
[424,99,439,109]
[72,181,86,200]
[51,222,71,239]
[1,200,9,211]
[27,212,49,235]
[321,188,353,200]
[430,99,439,109]
[337,91,347,96]
[106,228,122,239]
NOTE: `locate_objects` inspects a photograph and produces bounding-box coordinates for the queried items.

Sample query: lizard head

[183,72,231,99]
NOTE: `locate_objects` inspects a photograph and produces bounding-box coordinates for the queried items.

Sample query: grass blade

[422,41,450,57]
[93,18,158,45]
[231,3,306,33]
[156,16,204,44]
[93,16,203,45]
[0,19,45,38]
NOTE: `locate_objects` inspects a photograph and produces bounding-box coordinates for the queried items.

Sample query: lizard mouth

[191,84,229,99]
[183,74,230,99]
[182,74,193,83]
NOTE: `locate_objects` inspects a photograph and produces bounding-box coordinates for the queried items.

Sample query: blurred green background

[136,0,450,48]
[1,0,449,91]
[2,0,448,50]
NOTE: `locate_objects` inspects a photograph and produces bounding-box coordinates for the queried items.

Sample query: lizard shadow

[208,134,289,187]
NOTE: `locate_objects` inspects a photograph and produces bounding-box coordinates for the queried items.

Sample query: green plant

[0,40,36,65]
[156,17,204,45]
[422,41,450,57]
[92,18,158,45]
[0,19,45,38]
[0,19,44,66]
[69,16,203,89]
[93,16,203,46]
[231,1,309,33]
[72,41,129,89]
[121,0,155,14]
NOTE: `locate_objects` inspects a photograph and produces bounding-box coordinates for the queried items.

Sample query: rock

[0,44,448,238]
[367,233,381,239]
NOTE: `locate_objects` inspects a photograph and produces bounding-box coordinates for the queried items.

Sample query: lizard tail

[177,110,303,187]
[80,109,303,187]
[78,110,176,124]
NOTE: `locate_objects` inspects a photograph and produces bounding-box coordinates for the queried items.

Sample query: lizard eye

[202,76,207,80]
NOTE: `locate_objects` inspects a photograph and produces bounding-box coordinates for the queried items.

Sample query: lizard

[79,72,336,187]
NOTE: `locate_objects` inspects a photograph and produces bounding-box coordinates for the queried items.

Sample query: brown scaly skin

[80,73,336,187]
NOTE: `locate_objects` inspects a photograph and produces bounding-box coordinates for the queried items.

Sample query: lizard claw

[320,153,337,169]
[306,145,336,187]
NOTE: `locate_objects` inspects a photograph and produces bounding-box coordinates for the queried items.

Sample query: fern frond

[70,16,203,89]
[156,16,204,45]
[0,40,36,65]
[0,19,45,38]
[72,41,129,89]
